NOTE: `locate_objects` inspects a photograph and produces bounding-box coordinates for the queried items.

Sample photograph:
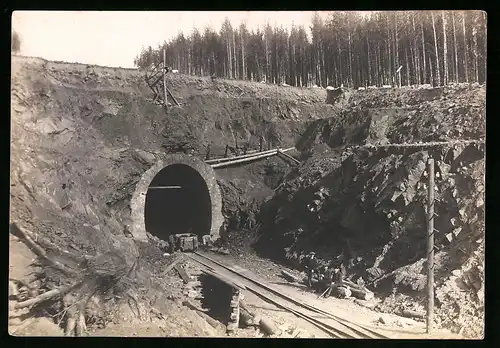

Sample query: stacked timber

[281,270,300,283]
[343,280,374,300]
[227,289,241,333]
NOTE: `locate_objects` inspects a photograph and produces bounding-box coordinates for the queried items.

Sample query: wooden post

[259,137,263,152]
[235,138,239,155]
[426,157,435,334]
[163,49,168,107]
[224,144,229,158]
[205,144,211,160]
[396,65,403,88]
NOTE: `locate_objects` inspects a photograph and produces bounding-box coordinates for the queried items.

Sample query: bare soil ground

[9,55,484,338]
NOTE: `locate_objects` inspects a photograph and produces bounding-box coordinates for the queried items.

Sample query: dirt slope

[8,56,342,336]
[9,56,485,337]
[253,84,485,338]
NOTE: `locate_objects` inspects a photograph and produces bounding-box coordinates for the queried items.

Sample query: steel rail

[187,253,351,338]
[189,252,387,339]
[193,252,388,339]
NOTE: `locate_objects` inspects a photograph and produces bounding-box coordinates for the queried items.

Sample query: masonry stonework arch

[130,154,223,242]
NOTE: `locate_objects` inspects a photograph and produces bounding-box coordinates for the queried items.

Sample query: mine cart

[168,233,199,253]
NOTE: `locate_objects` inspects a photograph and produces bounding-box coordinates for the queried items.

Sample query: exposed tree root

[15,284,79,309]
[10,223,78,276]
[9,220,141,336]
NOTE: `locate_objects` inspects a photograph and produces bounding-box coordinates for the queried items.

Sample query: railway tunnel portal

[130,154,224,242]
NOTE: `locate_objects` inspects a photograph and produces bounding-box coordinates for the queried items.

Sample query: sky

[12,11,334,69]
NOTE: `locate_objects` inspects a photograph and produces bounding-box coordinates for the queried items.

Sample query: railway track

[187,252,389,339]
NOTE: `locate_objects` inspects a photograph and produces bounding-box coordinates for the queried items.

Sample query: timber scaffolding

[145,50,180,107]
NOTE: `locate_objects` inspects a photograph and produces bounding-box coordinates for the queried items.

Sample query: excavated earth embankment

[9,56,339,335]
[253,84,485,338]
[10,56,485,337]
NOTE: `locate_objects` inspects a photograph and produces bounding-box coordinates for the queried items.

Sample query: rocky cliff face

[253,85,485,337]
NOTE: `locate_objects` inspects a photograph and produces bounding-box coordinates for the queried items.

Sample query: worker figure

[321,265,335,298]
[334,263,346,287]
[216,219,229,248]
[305,252,319,288]
[322,263,346,298]
[318,265,329,291]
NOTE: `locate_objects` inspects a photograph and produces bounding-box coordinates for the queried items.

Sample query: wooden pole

[205,144,211,160]
[260,137,263,152]
[277,150,300,165]
[206,148,281,164]
[224,144,229,158]
[148,186,181,189]
[210,148,295,168]
[211,150,280,169]
[163,49,168,107]
[426,157,435,334]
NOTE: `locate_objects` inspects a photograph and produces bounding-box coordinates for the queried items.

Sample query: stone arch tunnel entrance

[145,164,211,240]
[130,154,224,242]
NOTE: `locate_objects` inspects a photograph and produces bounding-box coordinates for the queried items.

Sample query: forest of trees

[134,11,487,88]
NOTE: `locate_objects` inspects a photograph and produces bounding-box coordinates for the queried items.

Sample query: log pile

[239,300,277,336]
[343,280,375,300]
[281,270,301,283]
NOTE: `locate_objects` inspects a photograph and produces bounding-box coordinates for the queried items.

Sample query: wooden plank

[201,269,245,290]
[150,74,163,87]
[277,150,300,165]
[165,86,180,106]
[160,255,183,277]
[281,270,300,283]
[401,309,425,320]
[174,265,191,284]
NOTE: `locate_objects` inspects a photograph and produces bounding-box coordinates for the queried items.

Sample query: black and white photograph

[9,10,485,339]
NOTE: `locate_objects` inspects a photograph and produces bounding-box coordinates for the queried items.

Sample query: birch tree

[442,11,449,85]
[431,11,441,85]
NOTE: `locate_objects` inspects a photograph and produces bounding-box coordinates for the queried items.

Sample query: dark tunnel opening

[145,164,212,241]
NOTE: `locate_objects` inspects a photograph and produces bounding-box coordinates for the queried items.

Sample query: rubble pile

[8,56,337,336]
[254,84,485,337]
